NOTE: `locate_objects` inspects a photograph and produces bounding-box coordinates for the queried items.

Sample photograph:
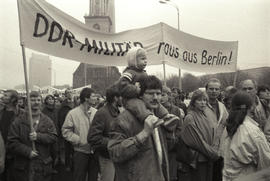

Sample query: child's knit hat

[126,47,146,69]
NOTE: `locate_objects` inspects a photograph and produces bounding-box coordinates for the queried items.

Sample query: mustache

[32,104,40,107]
[150,100,159,104]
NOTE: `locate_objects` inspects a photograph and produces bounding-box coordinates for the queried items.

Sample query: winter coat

[0,108,17,144]
[87,103,120,158]
[0,132,5,174]
[182,109,219,162]
[223,116,270,181]
[57,100,73,136]
[180,109,219,181]
[42,106,58,133]
[7,112,57,180]
[108,109,171,181]
[62,105,97,154]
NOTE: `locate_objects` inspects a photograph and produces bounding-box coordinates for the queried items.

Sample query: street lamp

[159,0,182,90]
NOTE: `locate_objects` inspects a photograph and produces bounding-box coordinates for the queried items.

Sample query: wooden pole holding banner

[163,61,166,86]
[17,1,36,180]
[20,45,36,152]
[17,0,36,152]
[233,68,239,87]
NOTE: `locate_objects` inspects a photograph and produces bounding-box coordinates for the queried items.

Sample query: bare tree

[182,73,201,93]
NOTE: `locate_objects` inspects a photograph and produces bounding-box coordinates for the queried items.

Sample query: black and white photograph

[0,0,269,180]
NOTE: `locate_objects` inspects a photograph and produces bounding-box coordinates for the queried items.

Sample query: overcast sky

[0,0,269,89]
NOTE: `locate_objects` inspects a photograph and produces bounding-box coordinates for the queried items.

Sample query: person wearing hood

[118,47,179,136]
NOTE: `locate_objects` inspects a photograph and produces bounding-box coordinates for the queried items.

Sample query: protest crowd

[0,47,270,181]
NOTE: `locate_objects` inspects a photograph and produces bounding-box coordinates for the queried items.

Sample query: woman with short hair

[180,89,219,181]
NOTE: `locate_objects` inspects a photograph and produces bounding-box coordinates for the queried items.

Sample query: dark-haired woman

[223,91,270,181]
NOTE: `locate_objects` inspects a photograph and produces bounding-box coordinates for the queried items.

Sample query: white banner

[17,0,238,73]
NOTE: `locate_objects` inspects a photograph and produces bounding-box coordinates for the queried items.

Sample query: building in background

[73,0,119,94]
[73,64,120,95]
[84,0,115,33]
[29,53,52,89]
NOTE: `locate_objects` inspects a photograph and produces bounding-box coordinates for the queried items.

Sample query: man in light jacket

[205,78,229,181]
[62,88,98,181]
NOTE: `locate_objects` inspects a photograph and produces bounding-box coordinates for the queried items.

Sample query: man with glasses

[108,75,176,181]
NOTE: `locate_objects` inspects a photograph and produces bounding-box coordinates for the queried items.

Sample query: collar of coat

[207,100,228,124]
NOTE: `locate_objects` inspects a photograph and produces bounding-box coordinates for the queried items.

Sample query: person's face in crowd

[46,96,55,106]
[55,99,62,108]
[17,99,24,107]
[142,89,162,110]
[136,50,147,70]
[65,90,73,100]
[258,89,270,100]
[161,91,170,104]
[30,96,42,112]
[171,89,178,99]
[87,93,98,107]
[241,80,257,97]
[206,82,221,100]
[2,92,12,105]
[194,96,207,111]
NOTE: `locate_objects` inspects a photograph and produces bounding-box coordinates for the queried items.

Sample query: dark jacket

[42,106,58,132]
[7,112,57,178]
[87,103,120,158]
[0,132,5,174]
[0,108,17,144]
[108,109,170,181]
[163,103,183,150]
[57,100,73,136]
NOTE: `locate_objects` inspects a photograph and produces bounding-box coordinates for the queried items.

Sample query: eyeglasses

[144,91,161,97]
[242,87,254,91]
